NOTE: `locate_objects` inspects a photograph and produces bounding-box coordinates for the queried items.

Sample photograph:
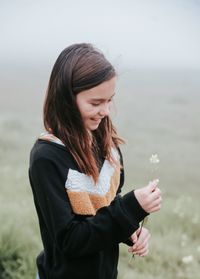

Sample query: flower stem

[129,217,148,262]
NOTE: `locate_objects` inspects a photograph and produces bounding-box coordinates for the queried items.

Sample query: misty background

[1,0,200,190]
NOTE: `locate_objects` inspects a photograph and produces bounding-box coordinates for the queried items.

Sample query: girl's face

[76,77,116,131]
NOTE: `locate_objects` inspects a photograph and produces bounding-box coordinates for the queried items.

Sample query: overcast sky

[1,0,200,69]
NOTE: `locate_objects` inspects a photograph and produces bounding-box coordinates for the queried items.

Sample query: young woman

[29,43,161,279]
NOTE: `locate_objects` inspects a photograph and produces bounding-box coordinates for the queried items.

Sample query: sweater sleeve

[29,157,148,258]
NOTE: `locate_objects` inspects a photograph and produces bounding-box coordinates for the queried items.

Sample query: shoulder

[29,139,76,169]
[30,139,61,160]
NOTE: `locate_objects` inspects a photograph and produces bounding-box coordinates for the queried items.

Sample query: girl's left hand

[128,227,151,257]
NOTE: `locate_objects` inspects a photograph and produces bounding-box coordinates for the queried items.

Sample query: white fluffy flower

[149,154,160,164]
[182,255,194,264]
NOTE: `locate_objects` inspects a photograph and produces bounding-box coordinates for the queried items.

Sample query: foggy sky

[1,0,200,69]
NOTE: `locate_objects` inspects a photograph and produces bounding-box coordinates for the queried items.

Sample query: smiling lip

[91,118,102,122]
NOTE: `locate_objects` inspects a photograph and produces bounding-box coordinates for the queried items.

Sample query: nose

[99,103,110,117]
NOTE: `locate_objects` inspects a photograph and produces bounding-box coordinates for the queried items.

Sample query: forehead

[77,77,116,100]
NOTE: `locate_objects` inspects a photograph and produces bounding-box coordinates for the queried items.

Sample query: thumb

[130,232,138,243]
[147,179,159,192]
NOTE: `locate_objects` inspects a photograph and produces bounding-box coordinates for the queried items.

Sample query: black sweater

[29,138,148,279]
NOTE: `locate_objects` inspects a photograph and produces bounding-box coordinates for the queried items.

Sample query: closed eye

[91,102,101,106]
[90,95,115,106]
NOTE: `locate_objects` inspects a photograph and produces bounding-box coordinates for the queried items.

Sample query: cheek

[79,104,97,119]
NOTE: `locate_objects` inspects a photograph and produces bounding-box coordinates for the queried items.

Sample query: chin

[88,124,100,131]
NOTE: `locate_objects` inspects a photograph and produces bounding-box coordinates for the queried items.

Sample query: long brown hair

[43,43,124,182]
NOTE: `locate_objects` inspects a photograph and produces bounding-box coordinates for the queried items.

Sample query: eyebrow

[90,93,115,101]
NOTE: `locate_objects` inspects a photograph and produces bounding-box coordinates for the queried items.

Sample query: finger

[134,244,149,255]
[130,231,138,243]
[132,230,150,250]
[138,248,149,257]
[132,241,148,253]
[148,196,162,210]
[150,188,161,199]
[147,179,159,192]
[136,232,148,245]
[136,227,150,239]
[136,237,149,249]
[129,236,150,253]
[149,203,162,212]
[133,234,150,251]
[136,225,144,236]
[149,196,162,209]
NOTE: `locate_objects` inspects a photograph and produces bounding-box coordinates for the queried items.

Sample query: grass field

[0,69,200,278]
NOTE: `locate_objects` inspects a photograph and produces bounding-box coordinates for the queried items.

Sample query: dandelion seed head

[149,154,160,164]
[182,255,194,264]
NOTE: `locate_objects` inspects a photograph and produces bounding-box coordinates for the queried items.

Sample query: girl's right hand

[134,179,162,213]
